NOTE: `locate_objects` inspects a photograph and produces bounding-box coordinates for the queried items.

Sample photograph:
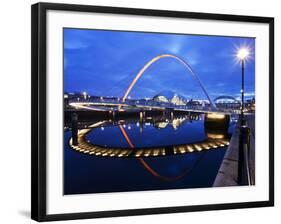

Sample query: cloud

[216,82,225,87]
[64,40,88,50]
[167,35,186,54]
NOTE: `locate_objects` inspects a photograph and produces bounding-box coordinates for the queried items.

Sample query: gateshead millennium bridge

[67,54,252,115]
[65,54,255,185]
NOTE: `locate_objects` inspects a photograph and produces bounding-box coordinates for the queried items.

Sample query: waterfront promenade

[213,114,255,186]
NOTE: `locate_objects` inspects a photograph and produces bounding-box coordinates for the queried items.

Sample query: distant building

[214,96,241,110]
[153,95,169,103]
[170,95,186,105]
[153,91,186,106]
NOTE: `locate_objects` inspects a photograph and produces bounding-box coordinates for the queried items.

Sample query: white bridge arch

[121,54,216,108]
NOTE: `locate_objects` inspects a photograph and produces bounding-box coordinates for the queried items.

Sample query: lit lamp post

[237,48,249,126]
[236,48,251,185]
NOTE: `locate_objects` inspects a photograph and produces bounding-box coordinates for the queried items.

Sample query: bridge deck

[68,101,241,115]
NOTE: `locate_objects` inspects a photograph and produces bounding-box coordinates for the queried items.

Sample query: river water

[64,114,236,194]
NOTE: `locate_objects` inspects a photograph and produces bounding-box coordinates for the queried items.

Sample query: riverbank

[213,114,255,186]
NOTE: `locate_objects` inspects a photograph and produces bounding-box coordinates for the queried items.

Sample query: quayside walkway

[213,114,255,186]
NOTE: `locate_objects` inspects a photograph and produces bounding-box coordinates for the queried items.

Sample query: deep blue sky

[64,28,255,100]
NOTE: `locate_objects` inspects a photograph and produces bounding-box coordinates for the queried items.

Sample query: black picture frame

[31,2,274,222]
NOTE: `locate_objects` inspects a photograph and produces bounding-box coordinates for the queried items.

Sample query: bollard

[237,124,250,185]
[71,113,78,146]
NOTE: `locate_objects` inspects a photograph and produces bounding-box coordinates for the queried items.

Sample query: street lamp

[236,47,251,185]
[236,48,249,125]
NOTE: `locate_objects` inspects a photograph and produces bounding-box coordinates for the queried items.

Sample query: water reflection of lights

[68,120,230,181]
[154,116,193,129]
[172,118,185,130]
[118,125,205,181]
[156,121,169,129]
[69,121,229,158]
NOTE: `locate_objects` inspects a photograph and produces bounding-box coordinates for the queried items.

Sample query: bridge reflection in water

[64,112,235,194]
[69,117,230,158]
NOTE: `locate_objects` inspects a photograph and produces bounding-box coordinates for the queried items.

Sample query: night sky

[64,28,255,101]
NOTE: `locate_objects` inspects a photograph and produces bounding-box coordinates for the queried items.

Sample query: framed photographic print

[31,2,274,222]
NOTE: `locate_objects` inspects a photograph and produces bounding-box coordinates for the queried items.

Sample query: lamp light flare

[237,48,249,60]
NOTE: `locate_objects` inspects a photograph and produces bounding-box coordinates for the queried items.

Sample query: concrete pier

[213,114,255,187]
